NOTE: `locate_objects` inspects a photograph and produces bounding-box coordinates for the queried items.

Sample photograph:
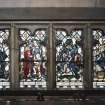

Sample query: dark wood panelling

[0,8,105,20]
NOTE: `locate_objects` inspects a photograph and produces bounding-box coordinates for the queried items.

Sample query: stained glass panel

[56,29,83,89]
[0,29,10,89]
[93,29,105,88]
[19,29,47,89]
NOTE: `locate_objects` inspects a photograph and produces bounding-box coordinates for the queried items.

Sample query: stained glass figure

[19,29,47,89]
[93,29,105,88]
[56,29,83,89]
[0,29,10,89]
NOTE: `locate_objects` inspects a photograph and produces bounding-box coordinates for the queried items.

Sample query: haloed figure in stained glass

[0,29,9,80]
[56,30,83,88]
[0,29,10,89]
[93,29,105,83]
[57,38,82,79]
[21,43,46,80]
[19,29,47,88]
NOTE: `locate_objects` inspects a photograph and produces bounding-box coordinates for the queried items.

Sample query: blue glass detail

[0,50,8,78]
[95,51,105,70]
[56,29,83,88]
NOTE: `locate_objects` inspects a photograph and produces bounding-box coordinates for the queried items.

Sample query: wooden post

[14,25,19,89]
[47,23,56,89]
[10,23,19,89]
[83,23,93,89]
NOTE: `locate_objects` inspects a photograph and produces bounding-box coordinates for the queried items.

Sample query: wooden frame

[0,8,105,91]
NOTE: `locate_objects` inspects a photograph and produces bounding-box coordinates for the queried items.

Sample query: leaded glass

[93,29,105,88]
[19,29,47,89]
[56,29,83,89]
[0,29,10,89]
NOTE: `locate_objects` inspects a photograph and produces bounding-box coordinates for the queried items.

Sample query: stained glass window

[56,29,83,89]
[19,29,47,89]
[0,29,10,89]
[93,29,105,88]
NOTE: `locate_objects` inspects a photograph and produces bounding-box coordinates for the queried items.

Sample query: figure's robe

[0,50,7,78]
[23,50,32,79]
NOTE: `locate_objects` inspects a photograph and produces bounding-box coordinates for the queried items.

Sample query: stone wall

[0,0,104,7]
